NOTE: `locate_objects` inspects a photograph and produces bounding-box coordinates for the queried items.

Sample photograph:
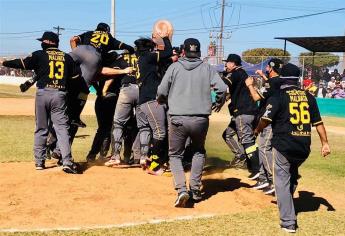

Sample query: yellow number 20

[49,61,64,79]
[289,102,310,124]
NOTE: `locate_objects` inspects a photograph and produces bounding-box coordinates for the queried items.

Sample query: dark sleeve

[110,35,134,53]
[157,37,173,61]
[3,52,38,70]
[308,94,323,126]
[77,32,88,43]
[261,95,281,122]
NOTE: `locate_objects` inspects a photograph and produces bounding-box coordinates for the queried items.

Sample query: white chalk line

[0,214,216,233]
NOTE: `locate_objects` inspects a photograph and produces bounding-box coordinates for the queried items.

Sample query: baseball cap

[280,63,300,79]
[37,31,59,44]
[223,54,242,66]
[183,38,201,58]
[96,22,110,32]
[268,58,283,74]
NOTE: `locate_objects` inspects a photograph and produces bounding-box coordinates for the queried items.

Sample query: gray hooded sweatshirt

[157,57,227,116]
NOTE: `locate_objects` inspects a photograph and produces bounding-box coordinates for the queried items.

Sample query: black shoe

[189,189,202,202]
[62,162,80,174]
[248,172,260,180]
[281,225,296,233]
[262,184,275,195]
[174,192,190,208]
[229,156,247,169]
[71,119,86,128]
[252,180,269,190]
[35,163,45,170]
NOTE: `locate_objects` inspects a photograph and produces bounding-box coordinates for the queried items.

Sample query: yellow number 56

[289,102,310,124]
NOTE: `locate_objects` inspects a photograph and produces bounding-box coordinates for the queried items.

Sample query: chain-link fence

[206,55,345,99]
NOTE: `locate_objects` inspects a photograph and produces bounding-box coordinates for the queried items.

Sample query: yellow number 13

[289,102,310,124]
[49,61,64,79]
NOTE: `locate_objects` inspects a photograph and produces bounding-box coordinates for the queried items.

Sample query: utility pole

[218,0,226,64]
[111,0,116,37]
[53,26,65,38]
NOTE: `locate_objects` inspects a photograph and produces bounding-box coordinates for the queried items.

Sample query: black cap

[280,63,300,79]
[268,58,283,74]
[183,38,201,58]
[134,37,156,52]
[37,31,59,44]
[96,22,110,32]
[223,54,242,66]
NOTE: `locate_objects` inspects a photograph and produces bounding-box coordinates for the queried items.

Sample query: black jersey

[136,37,172,105]
[3,47,79,90]
[227,67,258,116]
[78,30,122,55]
[258,76,281,117]
[261,85,323,161]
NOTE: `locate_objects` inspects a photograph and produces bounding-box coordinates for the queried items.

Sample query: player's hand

[245,76,254,87]
[0,58,4,66]
[124,67,133,74]
[255,70,264,77]
[321,143,331,157]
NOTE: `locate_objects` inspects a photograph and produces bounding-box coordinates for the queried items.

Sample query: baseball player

[69,22,134,87]
[223,54,260,179]
[1,31,80,174]
[104,53,140,166]
[134,34,173,174]
[254,63,330,233]
[157,38,227,207]
[245,58,284,194]
[86,51,124,162]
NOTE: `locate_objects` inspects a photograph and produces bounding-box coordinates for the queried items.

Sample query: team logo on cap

[190,45,198,52]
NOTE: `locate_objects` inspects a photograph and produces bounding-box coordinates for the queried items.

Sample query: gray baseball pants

[258,125,273,182]
[136,100,167,156]
[273,148,304,228]
[222,118,245,159]
[169,116,209,194]
[34,89,72,166]
[69,45,101,87]
[235,114,260,172]
[112,83,139,155]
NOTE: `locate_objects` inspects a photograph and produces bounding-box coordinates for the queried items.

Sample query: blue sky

[0,0,344,57]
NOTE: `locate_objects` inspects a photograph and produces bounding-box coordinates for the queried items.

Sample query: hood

[178,57,203,71]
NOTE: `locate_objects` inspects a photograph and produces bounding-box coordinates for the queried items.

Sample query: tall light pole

[111,0,116,37]
[218,0,226,64]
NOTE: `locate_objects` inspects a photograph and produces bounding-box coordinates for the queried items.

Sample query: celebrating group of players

[0,21,331,233]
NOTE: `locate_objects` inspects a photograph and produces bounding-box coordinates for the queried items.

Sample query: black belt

[45,84,66,91]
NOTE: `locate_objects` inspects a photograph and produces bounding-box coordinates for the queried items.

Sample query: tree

[242,48,291,64]
[298,52,339,68]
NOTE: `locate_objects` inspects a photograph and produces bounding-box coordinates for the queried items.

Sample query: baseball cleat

[104,156,121,167]
[263,184,275,195]
[248,172,260,180]
[281,225,296,233]
[174,192,190,208]
[35,163,45,170]
[252,180,269,190]
[62,162,80,174]
[140,156,149,170]
[189,189,202,202]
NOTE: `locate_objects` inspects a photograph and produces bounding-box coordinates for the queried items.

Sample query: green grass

[2,210,344,236]
[0,115,344,235]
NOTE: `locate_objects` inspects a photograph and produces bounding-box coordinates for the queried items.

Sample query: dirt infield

[0,98,96,116]
[0,162,272,230]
